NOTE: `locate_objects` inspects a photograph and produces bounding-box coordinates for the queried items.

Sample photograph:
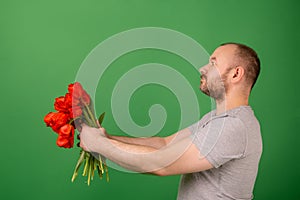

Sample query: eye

[210,60,216,67]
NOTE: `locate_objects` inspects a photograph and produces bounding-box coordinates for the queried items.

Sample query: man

[79,43,263,199]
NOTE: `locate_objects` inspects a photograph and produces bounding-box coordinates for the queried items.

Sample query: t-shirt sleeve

[188,121,199,135]
[190,116,247,168]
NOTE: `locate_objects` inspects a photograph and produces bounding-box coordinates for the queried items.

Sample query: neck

[215,93,249,115]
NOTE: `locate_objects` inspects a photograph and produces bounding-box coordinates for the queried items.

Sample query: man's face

[199,45,236,100]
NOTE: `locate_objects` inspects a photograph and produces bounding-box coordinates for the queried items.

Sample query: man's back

[177,106,262,200]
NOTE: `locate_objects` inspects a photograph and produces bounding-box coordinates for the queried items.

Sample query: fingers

[81,123,87,128]
[79,140,88,152]
[76,123,106,152]
[74,119,83,132]
[79,123,89,132]
[99,127,105,133]
[75,122,87,132]
[96,120,102,128]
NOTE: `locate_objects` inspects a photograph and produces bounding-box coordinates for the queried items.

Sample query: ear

[230,66,245,83]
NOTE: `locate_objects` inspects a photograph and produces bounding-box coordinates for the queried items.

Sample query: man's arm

[80,125,213,176]
[107,135,167,149]
[107,128,191,149]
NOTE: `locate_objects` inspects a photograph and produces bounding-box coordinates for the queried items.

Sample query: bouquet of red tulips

[44,82,109,185]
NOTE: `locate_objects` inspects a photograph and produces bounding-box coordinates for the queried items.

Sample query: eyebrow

[209,57,217,62]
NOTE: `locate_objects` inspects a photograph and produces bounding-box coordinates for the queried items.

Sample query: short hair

[221,42,261,89]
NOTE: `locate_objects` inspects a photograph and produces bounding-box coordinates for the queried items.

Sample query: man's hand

[79,124,107,152]
[96,120,111,139]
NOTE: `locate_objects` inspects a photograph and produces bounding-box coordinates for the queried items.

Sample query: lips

[200,80,205,85]
[200,78,206,87]
[200,75,206,83]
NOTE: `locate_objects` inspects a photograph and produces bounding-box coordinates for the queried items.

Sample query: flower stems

[71,150,85,182]
[71,108,109,185]
[84,102,98,128]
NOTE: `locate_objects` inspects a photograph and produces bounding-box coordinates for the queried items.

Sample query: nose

[199,64,208,75]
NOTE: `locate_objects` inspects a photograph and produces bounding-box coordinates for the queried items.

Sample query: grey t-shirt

[177,106,262,200]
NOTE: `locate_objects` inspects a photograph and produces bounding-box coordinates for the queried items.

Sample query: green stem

[98,155,104,174]
[104,160,109,182]
[87,154,93,186]
[83,102,98,128]
[82,152,89,176]
[68,116,80,124]
[71,150,85,182]
[97,163,103,179]
[82,108,93,126]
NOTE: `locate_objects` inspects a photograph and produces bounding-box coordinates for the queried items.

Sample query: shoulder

[188,110,215,134]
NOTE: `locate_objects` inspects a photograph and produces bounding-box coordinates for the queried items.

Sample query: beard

[200,73,229,101]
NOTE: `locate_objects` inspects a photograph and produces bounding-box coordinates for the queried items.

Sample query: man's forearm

[106,128,192,149]
[88,136,192,174]
[108,135,167,149]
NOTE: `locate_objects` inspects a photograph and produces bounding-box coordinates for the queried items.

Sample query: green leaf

[98,112,106,126]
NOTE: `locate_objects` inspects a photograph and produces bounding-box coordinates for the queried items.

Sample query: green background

[1,0,299,199]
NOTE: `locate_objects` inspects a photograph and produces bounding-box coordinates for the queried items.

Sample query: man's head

[199,43,260,101]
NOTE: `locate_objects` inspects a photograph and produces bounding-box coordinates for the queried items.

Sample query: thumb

[96,120,102,128]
